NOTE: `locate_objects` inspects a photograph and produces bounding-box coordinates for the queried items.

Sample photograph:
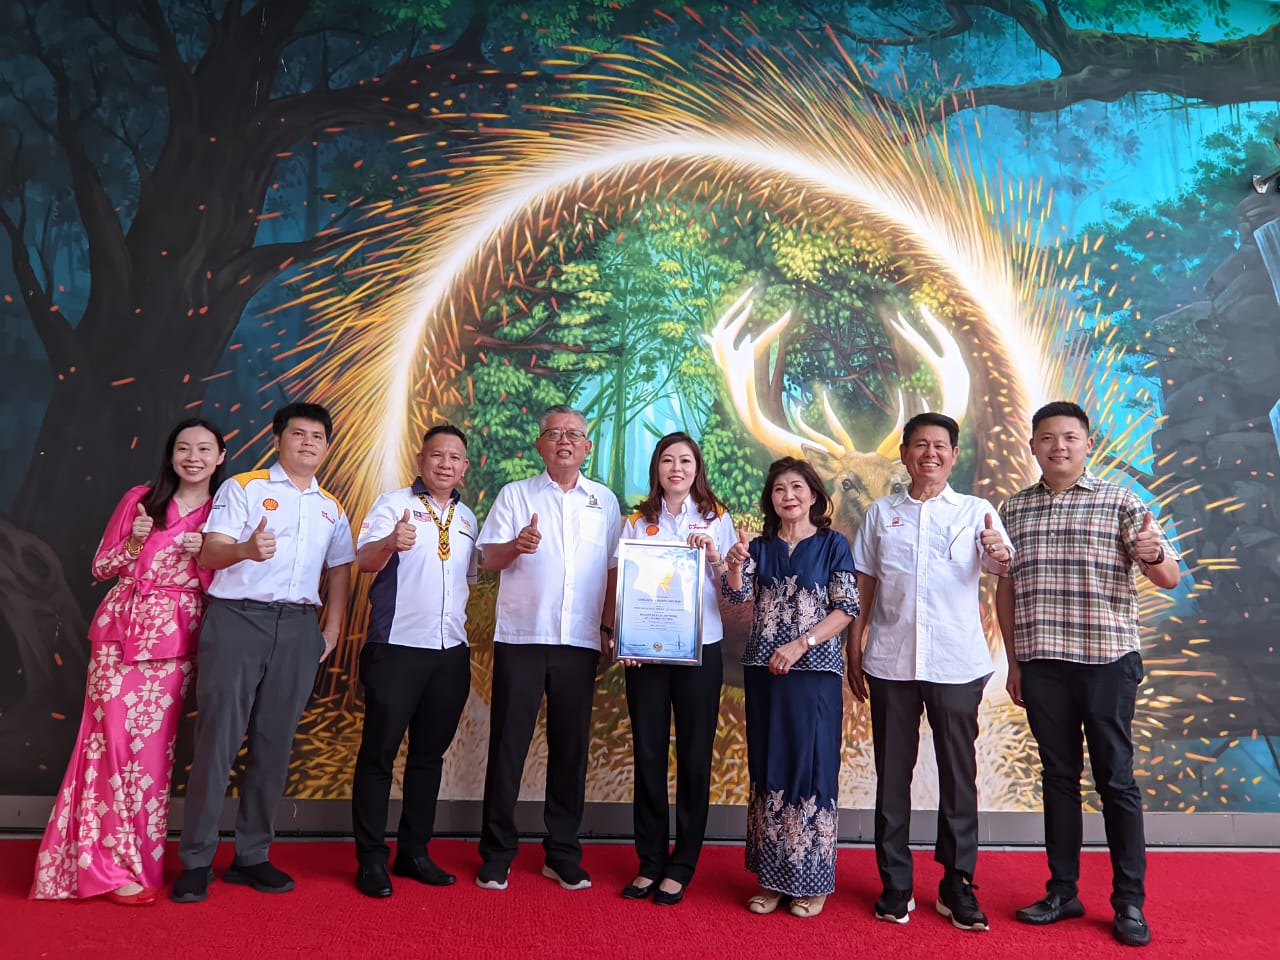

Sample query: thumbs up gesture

[515,513,541,555]
[245,516,277,562]
[391,509,417,552]
[979,513,1010,563]
[131,502,154,545]
[725,528,754,569]
[1135,511,1163,565]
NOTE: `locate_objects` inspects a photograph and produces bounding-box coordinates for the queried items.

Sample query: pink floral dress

[31,485,213,899]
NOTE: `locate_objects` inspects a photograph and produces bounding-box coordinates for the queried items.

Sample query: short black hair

[902,412,959,448]
[273,402,334,441]
[424,423,467,449]
[1031,401,1090,433]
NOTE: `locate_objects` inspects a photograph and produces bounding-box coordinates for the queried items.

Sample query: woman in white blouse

[618,432,737,906]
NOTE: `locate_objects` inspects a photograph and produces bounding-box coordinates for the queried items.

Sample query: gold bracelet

[124,538,141,557]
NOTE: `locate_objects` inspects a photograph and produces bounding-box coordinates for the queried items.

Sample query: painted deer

[707,288,971,537]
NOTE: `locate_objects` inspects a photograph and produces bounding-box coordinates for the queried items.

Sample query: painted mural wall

[1,1,1277,816]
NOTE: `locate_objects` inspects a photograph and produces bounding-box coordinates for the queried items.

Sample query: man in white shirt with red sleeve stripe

[350,424,478,899]
[848,412,1013,932]
[172,402,354,903]
[473,405,622,893]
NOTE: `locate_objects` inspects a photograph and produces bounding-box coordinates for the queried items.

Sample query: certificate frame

[613,538,705,666]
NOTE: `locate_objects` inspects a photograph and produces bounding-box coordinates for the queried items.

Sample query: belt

[213,596,316,615]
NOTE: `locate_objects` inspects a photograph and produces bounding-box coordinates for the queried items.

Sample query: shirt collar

[1036,469,1098,494]
[893,483,960,507]
[538,470,585,493]
[268,461,318,493]
[659,497,690,520]
[410,477,459,505]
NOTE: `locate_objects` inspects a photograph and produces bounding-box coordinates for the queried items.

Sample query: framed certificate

[613,539,704,665]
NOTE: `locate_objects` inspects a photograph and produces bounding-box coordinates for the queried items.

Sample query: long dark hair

[759,456,832,540]
[139,418,227,528]
[634,432,727,523]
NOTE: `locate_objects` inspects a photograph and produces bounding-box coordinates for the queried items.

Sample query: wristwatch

[1141,548,1165,567]
[804,633,818,648]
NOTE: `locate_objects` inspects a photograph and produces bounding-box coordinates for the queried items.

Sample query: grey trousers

[868,672,989,891]
[178,597,323,868]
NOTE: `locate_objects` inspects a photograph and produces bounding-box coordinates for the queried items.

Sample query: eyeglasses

[540,428,587,442]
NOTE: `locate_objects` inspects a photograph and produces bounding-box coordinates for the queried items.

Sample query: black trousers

[351,642,471,865]
[1021,652,1147,909]
[479,644,598,867]
[867,673,988,891]
[624,643,723,886]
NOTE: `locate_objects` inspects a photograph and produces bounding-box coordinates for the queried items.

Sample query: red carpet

[2,839,1273,959]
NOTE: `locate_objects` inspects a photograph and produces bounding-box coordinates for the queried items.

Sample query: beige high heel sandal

[747,890,785,914]
[789,895,827,918]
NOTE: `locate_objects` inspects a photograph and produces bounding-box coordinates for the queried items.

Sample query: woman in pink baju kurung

[31,419,226,905]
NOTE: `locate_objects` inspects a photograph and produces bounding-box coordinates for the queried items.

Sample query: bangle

[124,538,141,557]
[599,624,614,637]
[710,558,726,569]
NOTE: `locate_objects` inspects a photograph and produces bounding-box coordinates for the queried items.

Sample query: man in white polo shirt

[172,402,354,903]
[474,405,621,892]
[848,412,1013,932]
[349,424,477,899]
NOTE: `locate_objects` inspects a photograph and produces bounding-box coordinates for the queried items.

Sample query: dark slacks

[624,643,723,885]
[351,642,471,865]
[868,673,988,891]
[179,598,322,868]
[1021,652,1147,909]
[479,643,598,868]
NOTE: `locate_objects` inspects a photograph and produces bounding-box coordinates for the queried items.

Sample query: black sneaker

[542,861,592,890]
[874,888,916,924]
[936,872,989,931]
[475,860,510,890]
[170,867,214,903]
[223,859,295,893]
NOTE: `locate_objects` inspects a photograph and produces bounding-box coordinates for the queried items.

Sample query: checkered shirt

[999,471,1175,664]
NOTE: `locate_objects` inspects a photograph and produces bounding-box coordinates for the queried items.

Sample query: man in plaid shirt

[996,402,1178,949]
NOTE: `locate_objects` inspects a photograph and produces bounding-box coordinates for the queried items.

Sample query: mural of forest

[2,1,1278,818]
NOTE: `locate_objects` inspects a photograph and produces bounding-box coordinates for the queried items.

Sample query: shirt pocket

[944,524,976,563]
[876,531,914,573]
[579,509,608,546]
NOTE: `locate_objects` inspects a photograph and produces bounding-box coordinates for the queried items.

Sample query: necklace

[174,494,209,514]
[415,492,457,560]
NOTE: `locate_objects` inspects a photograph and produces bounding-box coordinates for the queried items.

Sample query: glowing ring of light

[371,134,1050,493]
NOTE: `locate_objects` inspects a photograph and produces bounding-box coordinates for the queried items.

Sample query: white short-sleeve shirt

[850,484,1012,683]
[619,498,737,645]
[205,463,356,605]
[357,481,478,649]
[477,471,622,651]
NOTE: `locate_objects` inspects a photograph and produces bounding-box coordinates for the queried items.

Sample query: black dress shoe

[621,881,656,900]
[1113,904,1152,946]
[653,884,685,906]
[392,855,456,886]
[1015,892,1086,925]
[355,863,393,898]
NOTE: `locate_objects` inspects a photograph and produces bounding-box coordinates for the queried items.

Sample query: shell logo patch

[262,498,279,511]
[646,524,660,536]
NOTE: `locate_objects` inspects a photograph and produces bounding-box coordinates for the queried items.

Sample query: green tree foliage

[1073,110,1279,358]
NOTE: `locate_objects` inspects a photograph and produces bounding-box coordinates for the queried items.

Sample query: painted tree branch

[818,0,1280,117]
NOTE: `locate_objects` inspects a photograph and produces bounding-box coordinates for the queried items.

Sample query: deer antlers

[706,288,970,461]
